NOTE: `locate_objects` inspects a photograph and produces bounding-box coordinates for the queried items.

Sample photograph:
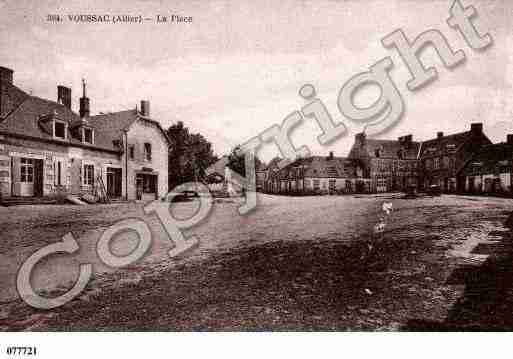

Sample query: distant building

[262,157,281,193]
[267,152,368,195]
[348,132,421,192]
[204,156,244,196]
[0,66,171,201]
[459,135,513,194]
[419,123,491,192]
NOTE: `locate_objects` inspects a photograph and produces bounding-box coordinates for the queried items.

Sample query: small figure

[382,202,393,215]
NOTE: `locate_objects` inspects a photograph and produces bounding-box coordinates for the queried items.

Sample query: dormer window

[53,120,67,140]
[82,127,94,144]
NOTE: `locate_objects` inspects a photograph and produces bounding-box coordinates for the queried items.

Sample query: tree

[227,145,263,177]
[167,121,218,189]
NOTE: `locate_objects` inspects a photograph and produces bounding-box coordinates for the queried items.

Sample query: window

[144,143,152,161]
[446,144,456,152]
[313,179,320,191]
[434,157,440,170]
[425,159,433,170]
[129,145,135,160]
[54,121,66,139]
[20,158,34,183]
[83,128,93,144]
[83,164,94,185]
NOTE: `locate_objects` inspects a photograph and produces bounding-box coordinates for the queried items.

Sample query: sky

[0,0,512,162]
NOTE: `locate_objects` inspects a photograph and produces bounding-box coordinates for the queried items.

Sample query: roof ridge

[89,108,137,118]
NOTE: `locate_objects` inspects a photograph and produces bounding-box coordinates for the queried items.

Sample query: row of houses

[259,123,513,196]
[3,63,511,200]
[0,66,171,201]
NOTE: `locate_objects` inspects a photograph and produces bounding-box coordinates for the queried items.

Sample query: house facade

[266,152,369,195]
[0,66,170,201]
[348,132,421,192]
[459,135,513,194]
[262,157,281,193]
[419,123,491,192]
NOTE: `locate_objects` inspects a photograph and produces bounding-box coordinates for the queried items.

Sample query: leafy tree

[167,121,218,189]
[227,145,263,177]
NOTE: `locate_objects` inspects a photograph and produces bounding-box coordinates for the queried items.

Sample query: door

[137,173,158,201]
[106,167,122,198]
[468,177,475,193]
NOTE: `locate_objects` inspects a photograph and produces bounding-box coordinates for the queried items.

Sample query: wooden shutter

[12,157,21,183]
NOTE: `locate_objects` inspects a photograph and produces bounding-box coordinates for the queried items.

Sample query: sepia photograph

[0,0,512,357]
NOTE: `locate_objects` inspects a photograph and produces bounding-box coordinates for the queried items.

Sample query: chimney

[57,86,72,109]
[470,123,483,135]
[507,134,513,145]
[140,100,150,117]
[437,131,444,139]
[356,132,366,147]
[328,151,334,160]
[79,79,90,118]
[0,66,13,84]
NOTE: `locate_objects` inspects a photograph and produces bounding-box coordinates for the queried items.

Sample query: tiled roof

[461,142,513,176]
[419,131,473,158]
[0,80,170,152]
[0,81,29,119]
[265,157,282,171]
[364,139,421,159]
[87,110,138,150]
[275,156,358,179]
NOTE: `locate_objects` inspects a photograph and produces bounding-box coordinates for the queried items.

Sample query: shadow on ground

[404,214,513,331]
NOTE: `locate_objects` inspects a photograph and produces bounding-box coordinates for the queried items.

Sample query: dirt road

[1,194,512,330]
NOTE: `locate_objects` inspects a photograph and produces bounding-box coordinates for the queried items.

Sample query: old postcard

[0,0,511,357]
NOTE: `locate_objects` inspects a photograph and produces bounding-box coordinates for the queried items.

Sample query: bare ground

[1,194,512,331]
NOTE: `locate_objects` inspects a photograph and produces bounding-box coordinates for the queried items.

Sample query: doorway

[136,173,158,201]
[106,167,122,198]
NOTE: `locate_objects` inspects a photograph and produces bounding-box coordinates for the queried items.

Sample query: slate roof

[0,80,170,152]
[275,156,359,179]
[419,131,475,158]
[364,139,421,160]
[0,81,29,118]
[460,142,513,176]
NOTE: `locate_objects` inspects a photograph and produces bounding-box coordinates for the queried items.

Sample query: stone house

[459,134,513,194]
[348,132,421,192]
[0,66,171,201]
[268,152,368,195]
[262,157,281,193]
[419,123,491,192]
